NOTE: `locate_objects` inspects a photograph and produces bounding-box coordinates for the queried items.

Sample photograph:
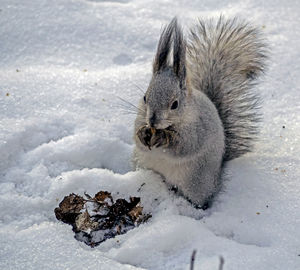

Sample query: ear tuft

[153,18,186,88]
[173,19,186,86]
[153,18,177,73]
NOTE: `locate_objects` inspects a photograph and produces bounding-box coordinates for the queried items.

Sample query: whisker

[134,118,147,125]
[132,82,146,96]
[111,102,139,113]
[119,111,139,115]
[117,96,145,114]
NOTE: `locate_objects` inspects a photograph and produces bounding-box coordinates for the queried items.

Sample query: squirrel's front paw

[136,126,152,149]
[136,126,174,150]
[150,129,171,148]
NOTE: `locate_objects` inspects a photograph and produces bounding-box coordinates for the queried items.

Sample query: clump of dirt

[54,191,151,247]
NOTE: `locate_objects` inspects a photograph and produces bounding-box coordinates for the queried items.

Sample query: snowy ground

[0,0,300,269]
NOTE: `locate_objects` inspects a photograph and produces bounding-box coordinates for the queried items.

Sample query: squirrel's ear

[173,19,186,88]
[153,18,176,73]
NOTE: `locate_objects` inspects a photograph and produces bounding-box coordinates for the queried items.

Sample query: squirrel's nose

[149,113,157,128]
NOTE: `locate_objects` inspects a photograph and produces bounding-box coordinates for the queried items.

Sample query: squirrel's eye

[171,100,178,110]
[143,95,146,104]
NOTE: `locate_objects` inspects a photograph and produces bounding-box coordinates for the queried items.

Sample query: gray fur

[187,17,267,160]
[133,17,266,207]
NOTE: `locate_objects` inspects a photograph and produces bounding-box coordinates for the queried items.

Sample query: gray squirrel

[133,17,266,208]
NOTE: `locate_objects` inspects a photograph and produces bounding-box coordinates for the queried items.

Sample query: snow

[0,0,300,269]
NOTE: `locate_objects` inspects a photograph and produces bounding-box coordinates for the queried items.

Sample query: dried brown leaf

[75,210,98,232]
[94,191,113,205]
[128,206,143,221]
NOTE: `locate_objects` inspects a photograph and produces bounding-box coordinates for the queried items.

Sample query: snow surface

[0,0,300,269]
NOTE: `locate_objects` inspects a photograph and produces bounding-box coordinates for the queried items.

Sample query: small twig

[190,250,197,270]
[83,199,96,203]
[137,183,146,192]
[84,192,93,199]
[218,256,225,270]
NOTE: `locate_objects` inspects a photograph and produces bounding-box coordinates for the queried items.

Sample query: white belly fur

[135,147,191,188]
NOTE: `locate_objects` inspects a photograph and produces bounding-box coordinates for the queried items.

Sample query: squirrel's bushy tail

[187,17,267,161]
